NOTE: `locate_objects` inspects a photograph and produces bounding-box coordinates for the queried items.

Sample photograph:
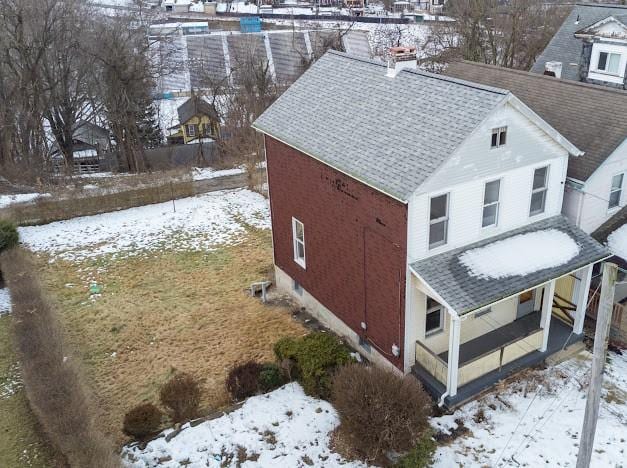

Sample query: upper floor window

[530,166,549,216]
[491,127,507,149]
[609,173,624,209]
[186,124,198,137]
[597,51,621,75]
[429,193,449,249]
[292,217,306,268]
[482,179,501,228]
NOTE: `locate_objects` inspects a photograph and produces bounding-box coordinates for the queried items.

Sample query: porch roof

[410,215,610,316]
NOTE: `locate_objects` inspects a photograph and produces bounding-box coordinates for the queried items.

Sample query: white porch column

[447,312,461,398]
[573,265,593,335]
[540,280,556,352]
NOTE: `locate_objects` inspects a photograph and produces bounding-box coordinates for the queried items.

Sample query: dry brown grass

[37,229,306,445]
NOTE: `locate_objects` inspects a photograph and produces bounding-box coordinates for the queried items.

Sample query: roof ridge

[328,50,508,96]
[575,3,627,10]
[457,60,627,96]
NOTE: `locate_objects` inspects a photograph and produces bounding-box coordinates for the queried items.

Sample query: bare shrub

[1,247,119,467]
[226,361,262,402]
[0,220,18,252]
[331,364,432,463]
[159,372,202,423]
[123,403,163,439]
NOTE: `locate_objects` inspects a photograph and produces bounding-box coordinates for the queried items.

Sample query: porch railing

[415,341,448,386]
[415,328,543,389]
[586,288,624,328]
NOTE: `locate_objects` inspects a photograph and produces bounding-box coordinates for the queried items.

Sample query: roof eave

[252,123,410,204]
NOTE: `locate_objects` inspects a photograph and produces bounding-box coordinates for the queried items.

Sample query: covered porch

[406,216,609,408]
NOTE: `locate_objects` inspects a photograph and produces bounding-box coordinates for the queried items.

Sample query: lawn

[26,192,307,445]
[0,315,59,467]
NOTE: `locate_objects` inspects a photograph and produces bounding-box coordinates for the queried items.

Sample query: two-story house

[253,50,609,408]
[532,4,627,89]
[168,95,220,145]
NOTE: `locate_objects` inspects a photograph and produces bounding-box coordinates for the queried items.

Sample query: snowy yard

[119,350,626,467]
[432,350,627,467]
[123,383,366,468]
[18,189,270,262]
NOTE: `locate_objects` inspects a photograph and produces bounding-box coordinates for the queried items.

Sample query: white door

[516,290,536,319]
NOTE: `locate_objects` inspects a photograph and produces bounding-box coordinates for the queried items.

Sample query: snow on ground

[0,288,11,316]
[432,350,627,467]
[0,193,48,208]
[18,189,270,262]
[122,382,367,468]
[459,229,580,280]
[607,223,627,262]
[192,166,245,181]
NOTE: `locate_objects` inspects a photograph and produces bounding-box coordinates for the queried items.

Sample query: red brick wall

[265,136,408,370]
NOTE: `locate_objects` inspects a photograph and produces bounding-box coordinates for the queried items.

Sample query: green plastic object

[89,283,102,295]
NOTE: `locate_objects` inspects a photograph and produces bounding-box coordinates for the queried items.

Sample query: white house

[254,50,609,407]
[532,4,627,90]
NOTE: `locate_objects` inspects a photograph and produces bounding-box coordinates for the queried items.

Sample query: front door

[517,290,536,319]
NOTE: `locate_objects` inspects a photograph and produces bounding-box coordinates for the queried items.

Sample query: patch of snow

[459,229,580,279]
[607,223,627,261]
[122,382,367,468]
[0,193,48,208]
[0,361,22,400]
[431,350,627,467]
[0,288,11,316]
[18,189,270,262]
[192,166,245,181]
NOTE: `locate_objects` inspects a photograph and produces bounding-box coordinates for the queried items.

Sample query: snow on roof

[459,229,580,280]
[607,223,627,261]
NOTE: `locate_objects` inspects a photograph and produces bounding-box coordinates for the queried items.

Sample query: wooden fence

[586,288,624,329]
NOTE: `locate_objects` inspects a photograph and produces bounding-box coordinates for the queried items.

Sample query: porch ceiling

[410,215,610,316]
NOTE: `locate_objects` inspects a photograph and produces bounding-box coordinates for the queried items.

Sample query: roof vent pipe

[386,46,417,78]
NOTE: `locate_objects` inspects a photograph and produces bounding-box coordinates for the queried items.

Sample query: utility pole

[576,262,617,468]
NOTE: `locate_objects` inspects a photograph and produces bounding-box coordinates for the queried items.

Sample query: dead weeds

[37,229,307,445]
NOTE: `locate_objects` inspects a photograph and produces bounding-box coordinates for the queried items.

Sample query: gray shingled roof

[531,4,627,81]
[253,50,508,201]
[411,215,610,316]
[445,60,627,182]
[177,95,219,123]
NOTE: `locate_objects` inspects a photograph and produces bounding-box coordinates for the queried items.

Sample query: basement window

[491,127,507,148]
[425,297,444,336]
[293,280,303,296]
[292,217,306,269]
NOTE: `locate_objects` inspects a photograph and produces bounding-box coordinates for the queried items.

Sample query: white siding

[564,139,627,233]
[408,156,567,261]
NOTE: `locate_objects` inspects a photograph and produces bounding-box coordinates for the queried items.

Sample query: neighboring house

[254,50,609,407]
[531,4,627,89]
[168,95,220,145]
[51,121,112,174]
[162,0,191,13]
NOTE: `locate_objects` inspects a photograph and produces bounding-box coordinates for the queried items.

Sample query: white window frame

[609,173,624,210]
[186,123,197,137]
[428,193,449,250]
[491,126,507,149]
[292,217,306,269]
[481,178,501,228]
[596,51,622,76]
[425,298,444,336]
[529,166,549,217]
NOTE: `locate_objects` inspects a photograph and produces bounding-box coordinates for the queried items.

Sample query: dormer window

[491,127,507,148]
[597,51,621,75]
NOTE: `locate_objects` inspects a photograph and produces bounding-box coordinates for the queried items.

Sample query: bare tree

[423,0,568,70]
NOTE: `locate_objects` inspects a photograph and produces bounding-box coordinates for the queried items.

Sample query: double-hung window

[482,179,501,228]
[429,193,449,249]
[186,123,197,137]
[491,127,507,149]
[292,217,306,268]
[609,173,624,209]
[597,51,621,75]
[426,297,443,335]
[529,166,548,216]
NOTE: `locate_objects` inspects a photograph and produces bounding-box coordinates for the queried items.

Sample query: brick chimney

[544,61,563,79]
[386,46,417,78]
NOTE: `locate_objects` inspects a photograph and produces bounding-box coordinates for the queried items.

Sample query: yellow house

[171,96,220,144]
